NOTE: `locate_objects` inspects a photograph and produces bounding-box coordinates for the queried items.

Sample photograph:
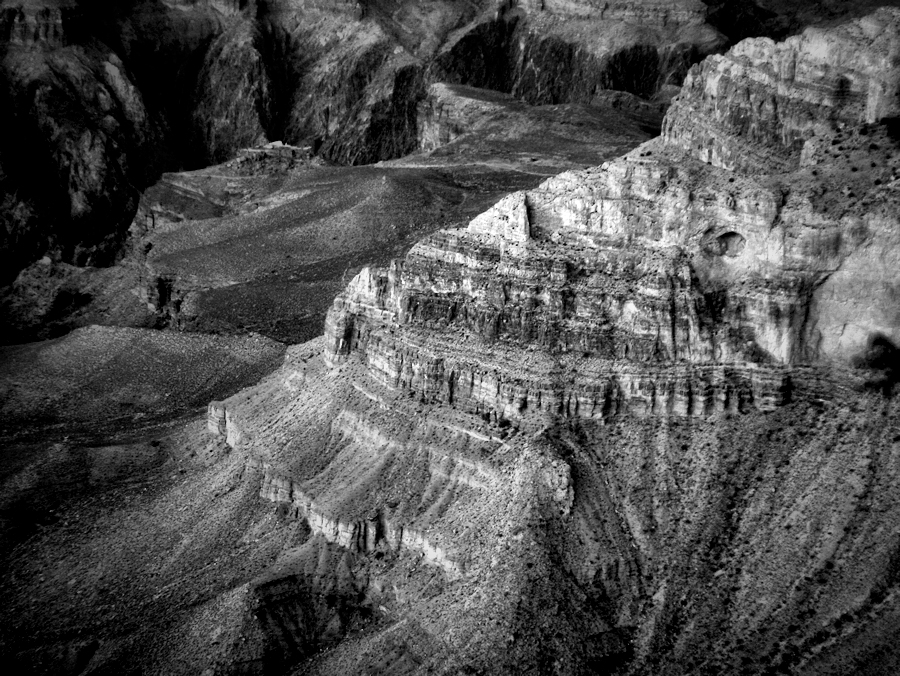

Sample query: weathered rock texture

[664,7,900,173]
[0,0,83,48]
[324,7,900,418]
[445,0,725,103]
[4,5,900,676]
[417,81,664,156]
[0,83,663,345]
[6,0,877,285]
[0,33,150,281]
[207,9,900,675]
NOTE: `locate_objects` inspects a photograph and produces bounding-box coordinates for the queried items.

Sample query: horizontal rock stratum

[324,9,900,414]
[197,8,900,676]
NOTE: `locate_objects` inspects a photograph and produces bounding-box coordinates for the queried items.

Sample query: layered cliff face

[664,6,900,173]
[208,9,900,674]
[432,0,725,104]
[0,0,82,48]
[206,339,900,676]
[2,0,893,289]
[661,6,900,363]
[0,68,664,344]
[3,5,900,676]
[325,100,900,423]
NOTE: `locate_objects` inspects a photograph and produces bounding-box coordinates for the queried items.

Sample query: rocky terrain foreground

[3,3,900,676]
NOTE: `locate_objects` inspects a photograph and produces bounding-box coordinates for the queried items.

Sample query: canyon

[3,0,889,332]
[2,1,900,675]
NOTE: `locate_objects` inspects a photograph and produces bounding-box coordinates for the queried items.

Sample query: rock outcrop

[329,7,900,383]
[322,197,797,422]
[0,0,82,48]
[0,31,151,282]
[257,460,464,578]
[5,5,900,676]
[190,21,271,164]
[2,0,889,290]
[210,9,900,674]
[417,82,665,155]
[417,82,519,152]
[664,6,900,173]
[434,0,725,105]
[411,80,664,174]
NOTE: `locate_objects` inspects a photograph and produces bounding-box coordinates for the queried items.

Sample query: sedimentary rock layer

[5,6,900,676]
[278,18,900,670]
[664,7,900,172]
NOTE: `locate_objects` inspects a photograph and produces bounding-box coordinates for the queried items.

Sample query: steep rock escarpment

[282,15,426,165]
[413,81,665,171]
[0,0,83,48]
[433,0,726,104]
[209,349,629,674]
[2,0,890,291]
[0,30,150,281]
[190,20,271,165]
[664,7,900,173]
[0,0,225,283]
[103,0,235,168]
[508,0,725,103]
[208,9,900,675]
[4,6,900,676]
[213,351,900,675]
[661,6,900,362]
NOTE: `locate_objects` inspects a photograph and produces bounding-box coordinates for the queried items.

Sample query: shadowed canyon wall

[5,0,897,286]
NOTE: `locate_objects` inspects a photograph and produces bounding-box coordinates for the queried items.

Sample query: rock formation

[5,0,876,289]
[3,4,900,676]
[664,8,900,173]
[445,0,725,103]
[321,2,900,424]
[0,76,663,344]
[416,82,664,156]
[0,0,82,48]
[201,8,900,674]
